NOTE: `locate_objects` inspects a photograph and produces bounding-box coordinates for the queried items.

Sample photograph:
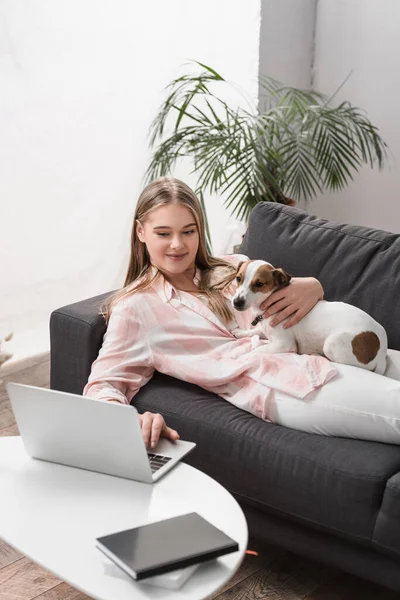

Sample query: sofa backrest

[239,203,400,351]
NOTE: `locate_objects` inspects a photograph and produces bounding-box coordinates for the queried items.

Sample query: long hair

[101,177,237,324]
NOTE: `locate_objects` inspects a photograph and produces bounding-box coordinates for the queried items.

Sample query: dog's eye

[255,281,264,288]
[236,276,241,283]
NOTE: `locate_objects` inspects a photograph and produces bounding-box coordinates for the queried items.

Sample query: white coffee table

[0,436,247,600]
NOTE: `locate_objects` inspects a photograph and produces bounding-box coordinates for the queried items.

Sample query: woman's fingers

[139,412,180,449]
[282,311,302,329]
[270,305,298,327]
[272,303,313,329]
[150,413,165,448]
[262,297,289,317]
[163,425,180,441]
[283,305,312,329]
[260,290,285,311]
[260,277,323,327]
[139,412,153,447]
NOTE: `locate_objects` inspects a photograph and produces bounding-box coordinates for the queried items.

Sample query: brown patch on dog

[250,264,276,293]
[351,331,380,364]
[273,268,292,288]
[235,260,254,284]
[234,260,291,293]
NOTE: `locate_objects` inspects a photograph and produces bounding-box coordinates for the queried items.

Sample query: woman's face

[136,204,199,278]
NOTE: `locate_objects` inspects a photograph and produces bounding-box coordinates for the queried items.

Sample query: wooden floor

[1,358,399,600]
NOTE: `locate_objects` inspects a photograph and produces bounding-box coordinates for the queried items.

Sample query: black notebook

[96,512,239,581]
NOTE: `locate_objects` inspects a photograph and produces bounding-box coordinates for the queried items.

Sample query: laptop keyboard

[147,453,172,473]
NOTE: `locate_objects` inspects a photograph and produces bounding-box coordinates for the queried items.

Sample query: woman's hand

[260,277,324,329]
[138,411,180,449]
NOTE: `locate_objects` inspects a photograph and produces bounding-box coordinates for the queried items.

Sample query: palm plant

[146,61,387,235]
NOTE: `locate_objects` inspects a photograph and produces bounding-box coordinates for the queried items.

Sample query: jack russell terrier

[228,260,388,375]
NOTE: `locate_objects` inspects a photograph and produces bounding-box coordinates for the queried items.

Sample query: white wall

[0,0,260,362]
[311,0,400,232]
[259,0,317,93]
[258,0,317,210]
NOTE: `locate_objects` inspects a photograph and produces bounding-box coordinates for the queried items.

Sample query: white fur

[231,261,388,374]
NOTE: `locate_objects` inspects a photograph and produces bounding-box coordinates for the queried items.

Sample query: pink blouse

[83,255,337,420]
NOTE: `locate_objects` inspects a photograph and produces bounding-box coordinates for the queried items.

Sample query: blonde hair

[101,177,236,324]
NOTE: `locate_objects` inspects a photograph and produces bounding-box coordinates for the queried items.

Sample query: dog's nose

[233,297,245,310]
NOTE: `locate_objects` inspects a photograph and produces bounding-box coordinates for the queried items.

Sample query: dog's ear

[207,261,246,291]
[207,265,237,291]
[235,261,244,274]
[214,261,245,290]
[273,268,292,288]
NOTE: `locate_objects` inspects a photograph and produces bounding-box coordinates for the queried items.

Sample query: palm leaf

[146,60,387,221]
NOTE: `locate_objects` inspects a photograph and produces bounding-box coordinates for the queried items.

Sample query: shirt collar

[150,265,201,303]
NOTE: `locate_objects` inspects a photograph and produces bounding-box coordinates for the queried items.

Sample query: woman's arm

[83,298,154,404]
[83,298,179,447]
[260,277,324,329]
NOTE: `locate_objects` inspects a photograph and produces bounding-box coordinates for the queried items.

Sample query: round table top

[0,436,248,600]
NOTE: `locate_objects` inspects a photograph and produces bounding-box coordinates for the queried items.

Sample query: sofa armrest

[50,291,114,395]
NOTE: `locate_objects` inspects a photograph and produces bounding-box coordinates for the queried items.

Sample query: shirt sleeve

[219,253,250,266]
[83,298,154,405]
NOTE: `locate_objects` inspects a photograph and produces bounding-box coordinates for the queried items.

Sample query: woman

[84,178,400,447]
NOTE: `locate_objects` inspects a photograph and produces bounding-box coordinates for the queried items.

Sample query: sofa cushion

[133,372,400,550]
[239,203,400,350]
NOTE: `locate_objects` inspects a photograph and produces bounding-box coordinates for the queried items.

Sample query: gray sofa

[50,203,400,591]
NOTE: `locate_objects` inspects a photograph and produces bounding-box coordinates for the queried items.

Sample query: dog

[229,260,388,374]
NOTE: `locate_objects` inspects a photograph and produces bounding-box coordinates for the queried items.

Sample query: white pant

[270,350,400,445]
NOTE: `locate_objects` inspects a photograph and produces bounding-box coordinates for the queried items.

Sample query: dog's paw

[231,328,257,339]
[231,327,254,339]
[231,327,243,339]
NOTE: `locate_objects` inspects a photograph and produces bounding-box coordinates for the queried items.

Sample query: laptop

[6,382,196,483]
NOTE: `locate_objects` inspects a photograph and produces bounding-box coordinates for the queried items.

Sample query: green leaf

[146,61,387,217]
[191,60,225,81]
